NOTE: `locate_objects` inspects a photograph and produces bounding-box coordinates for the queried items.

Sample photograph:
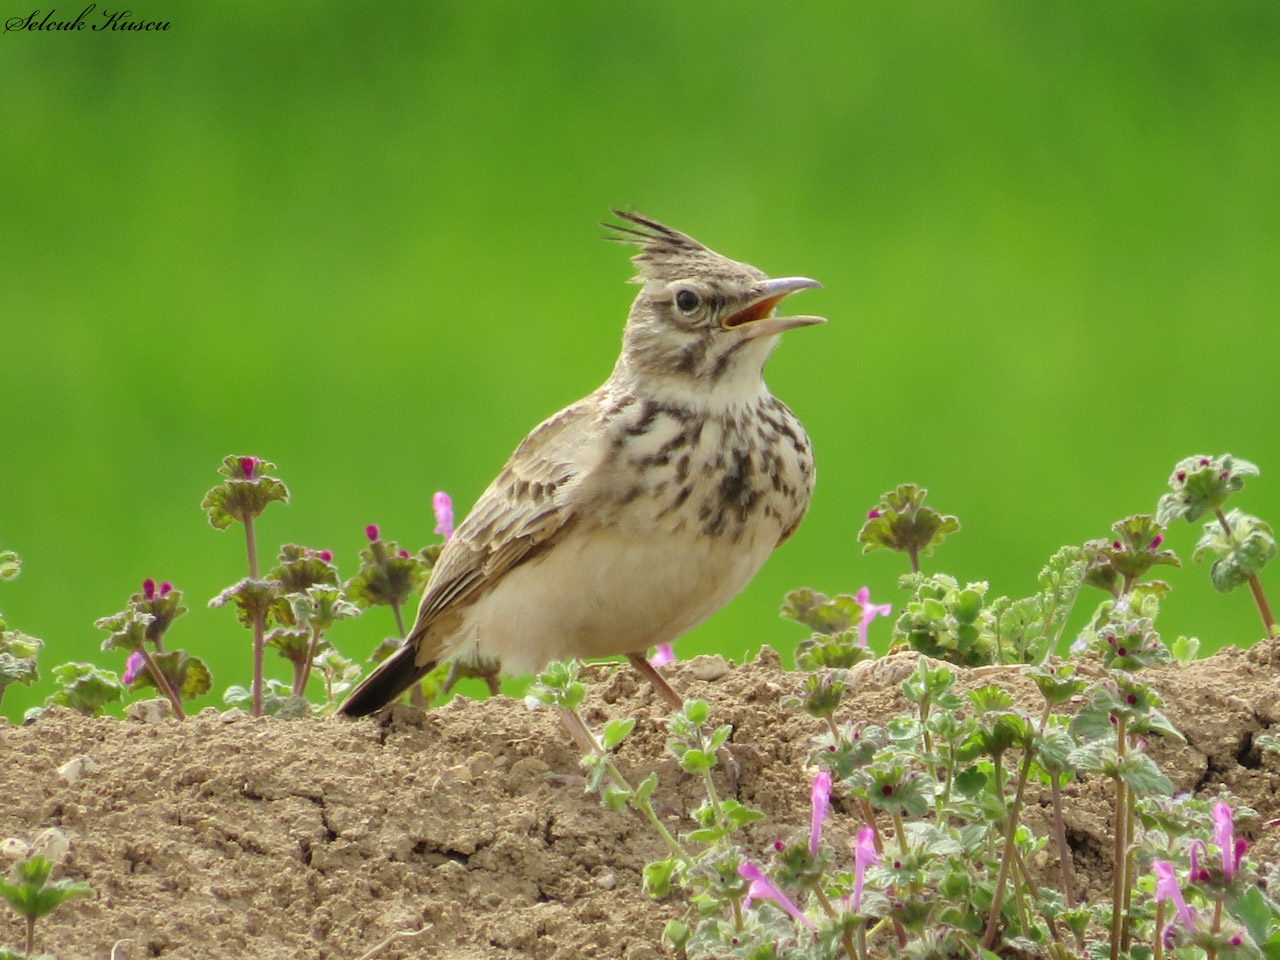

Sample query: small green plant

[95,579,209,719]
[203,455,290,716]
[0,855,91,957]
[1157,454,1276,637]
[0,549,44,709]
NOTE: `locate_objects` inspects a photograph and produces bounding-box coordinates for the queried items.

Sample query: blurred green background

[3,1,1278,721]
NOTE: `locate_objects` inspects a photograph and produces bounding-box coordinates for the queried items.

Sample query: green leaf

[1117,753,1173,795]
[683,699,709,725]
[1157,454,1258,525]
[685,827,726,845]
[953,766,988,796]
[602,717,635,751]
[633,772,658,803]
[678,749,712,773]
[722,800,765,828]
[643,858,677,898]
[44,662,124,716]
[208,578,282,629]
[780,588,862,636]
[1233,886,1273,951]
[1196,512,1278,593]
[1170,635,1201,665]
[601,784,629,812]
[0,549,21,581]
[201,455,290,529]
[858,483,961,560]
[344,537,431,611]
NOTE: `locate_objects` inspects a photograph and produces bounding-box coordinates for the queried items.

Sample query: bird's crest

[604,209,742,283]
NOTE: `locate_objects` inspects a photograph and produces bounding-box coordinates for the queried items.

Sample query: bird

[339,210,825,718]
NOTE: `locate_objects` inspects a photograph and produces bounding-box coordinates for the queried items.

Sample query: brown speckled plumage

[340,211,825,717]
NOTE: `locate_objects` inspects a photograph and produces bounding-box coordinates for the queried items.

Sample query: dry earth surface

[2,642,1279,960]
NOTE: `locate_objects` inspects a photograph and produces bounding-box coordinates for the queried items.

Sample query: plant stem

[1215,508,1277,634]
[814,886,857,960]
[980,744,1034,949]
[391,601,406,639]
[26,915,35,956]
[891,811,909,858]
[1153,901,1165,960]
[136,646,185,719]
[295,624,323,697]
[251,609,265,717]
[1110,718,1129,960]
[1049,775,1076,907]
[244,514,259,579]
[907,545,920,575]
[243,514,263,715]
[563,704,691,866]
[1121,780,1136,953]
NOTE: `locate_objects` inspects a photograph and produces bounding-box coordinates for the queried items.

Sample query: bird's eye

[675,289,700,313]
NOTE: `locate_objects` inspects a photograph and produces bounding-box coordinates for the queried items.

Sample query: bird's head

[605,210,825,398]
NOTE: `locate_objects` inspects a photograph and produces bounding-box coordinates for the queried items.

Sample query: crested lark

[340,211,824,717]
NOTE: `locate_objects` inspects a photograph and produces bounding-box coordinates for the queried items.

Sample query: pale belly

[446,520,781,676]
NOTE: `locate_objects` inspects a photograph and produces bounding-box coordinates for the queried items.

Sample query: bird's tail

[338,643,436,717]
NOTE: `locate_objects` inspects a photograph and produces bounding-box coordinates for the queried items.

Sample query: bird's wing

[404,396,604,658]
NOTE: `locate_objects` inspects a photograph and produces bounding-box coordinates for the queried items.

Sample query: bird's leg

[626,652,684,710]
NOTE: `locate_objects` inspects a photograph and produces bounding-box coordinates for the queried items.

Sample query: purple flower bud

[1176,471,1186,482]
[1117,647,1127,657]
[1220,470,1229,481]
[159,582,173,596]
[433,491,454,542]
[1126,694,1137,705]
[365,524,379,542]
[1199,458,1210,466]
[1112,540,1123,551]
[881,784,893,797]
[1149,534,1163,551]
[774,840,786,852]
[122,651,146,685]
[394,549,407,559]
[867,509,881,520]
[1231,936,1243,946]
[1106,635,1116,645]
[142,579,156,601]
[1109,714,1118,724]
[239,456,258,479]
[318,550,333,563]
[649,643,675,667]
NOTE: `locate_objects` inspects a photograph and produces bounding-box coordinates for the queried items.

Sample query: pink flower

[433,491,454,541]
[1189,839,1210,882]
[1213,801,1246,880]
[809,771,831,857]
[238,456,258,479]
[738,863,815,930]
[649,643,675,667]
[854,587,892,647]
[867,509,881,520]
[365,524,380,542]
[1149,534,1164,552]
[159,582,173,596]
[122,651,146,685]
[398,549,410,559]
[142,579,156,601]
[1153,860,1196,931]
[318,550,333,563]
[851,825,879,912]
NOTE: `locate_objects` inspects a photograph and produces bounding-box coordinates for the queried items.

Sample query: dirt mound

[2,643,1278,959]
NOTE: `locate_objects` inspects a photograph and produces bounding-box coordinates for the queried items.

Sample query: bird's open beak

[721,276,826,339]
